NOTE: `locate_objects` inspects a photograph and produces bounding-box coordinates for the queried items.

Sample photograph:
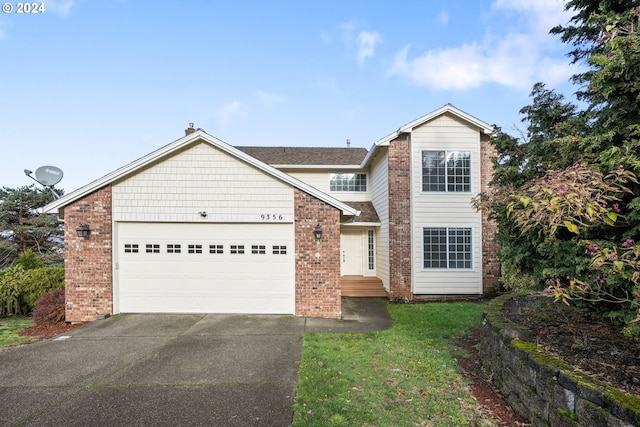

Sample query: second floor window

[330,173,367,192]
[422,151,471,192]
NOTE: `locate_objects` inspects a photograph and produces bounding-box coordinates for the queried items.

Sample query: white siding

[370,149,390,291]
[113,142,294,223]
[283,169,371,202]
[410,114,483,294]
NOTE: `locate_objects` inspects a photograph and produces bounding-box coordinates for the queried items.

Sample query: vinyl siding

[410,114,483,294]
[370,149,390,291]
[113,142,294,223]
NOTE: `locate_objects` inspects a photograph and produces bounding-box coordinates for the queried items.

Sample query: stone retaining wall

[479,293,640,426]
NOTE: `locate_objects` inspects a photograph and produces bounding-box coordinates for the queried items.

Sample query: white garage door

[116,222,295,314]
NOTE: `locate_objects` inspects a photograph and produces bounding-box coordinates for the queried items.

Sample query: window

[167,244,181,254]
[251,245,266,254]
[423,227,472,269]
[367,230,375,270]
[230,245,245,254]
[273,245,287,255]
[188,244,203,254]
[145,244,160,254]
[330,173,367,192]
[209,244,223,254]
[124,244,139,253]
[422,151,471,192]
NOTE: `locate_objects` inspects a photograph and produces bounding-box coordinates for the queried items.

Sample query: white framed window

[167,244,181,254]
[329,173,367,192]
[273,245,287,255]
[209,244,223,254]
[230,245,245,254]
[251,245,266,254]
[188,244,203,254]
[145,244,160,254]
[422,151,471,192]
[124,243,139,254]
[423,227,472,269]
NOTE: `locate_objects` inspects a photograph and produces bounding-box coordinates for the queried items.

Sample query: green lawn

[0,316,34,347]
[293,302,485,427]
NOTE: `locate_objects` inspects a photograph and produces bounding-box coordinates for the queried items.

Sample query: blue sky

[0,0,581,193]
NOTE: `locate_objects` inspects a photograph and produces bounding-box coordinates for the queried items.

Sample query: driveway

[0,298,392,427]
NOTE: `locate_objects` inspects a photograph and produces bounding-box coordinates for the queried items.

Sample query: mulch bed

[502,294,640,396]
[19,322,84,340]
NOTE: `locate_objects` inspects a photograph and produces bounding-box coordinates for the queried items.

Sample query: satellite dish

[34,166,63,186]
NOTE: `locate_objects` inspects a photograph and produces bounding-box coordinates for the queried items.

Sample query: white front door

[341,230,363,276]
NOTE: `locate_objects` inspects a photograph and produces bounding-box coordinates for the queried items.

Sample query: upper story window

[330,173,367,192]
[422,151,471,192]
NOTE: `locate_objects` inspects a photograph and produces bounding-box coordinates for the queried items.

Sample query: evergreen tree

[0,185,63,267]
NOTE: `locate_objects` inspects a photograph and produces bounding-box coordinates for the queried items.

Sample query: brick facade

[480,133,500,292]
[387,134,413,300]
[63,185,113,322]
[294,188,342,319]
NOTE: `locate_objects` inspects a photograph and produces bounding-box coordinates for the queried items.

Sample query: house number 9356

[260,214,283,221]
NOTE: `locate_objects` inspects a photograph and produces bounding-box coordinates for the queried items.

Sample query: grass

[293,301,485,427]
[0,316,34,347]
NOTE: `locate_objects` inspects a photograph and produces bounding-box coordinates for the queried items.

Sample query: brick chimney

[185,122,195,136]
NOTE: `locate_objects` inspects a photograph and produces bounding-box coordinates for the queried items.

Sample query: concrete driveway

[0,298,392,427]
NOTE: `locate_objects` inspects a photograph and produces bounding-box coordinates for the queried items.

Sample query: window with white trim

[145,244,160,254]
[188,244,203,254]
[124,243,139,253]
[230,245,245,254]
[251,245,266,254]
[422,151,471,192]
[329,173,367,192]
[273,245,287,255]
[423,227,472,269]
[209,244,223,254]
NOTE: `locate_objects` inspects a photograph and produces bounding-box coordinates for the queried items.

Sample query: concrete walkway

[0,298,392,427]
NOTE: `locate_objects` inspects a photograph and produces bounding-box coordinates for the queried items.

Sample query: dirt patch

[19,322,84,340]
[453,328,528,426]
[502,294,640,396]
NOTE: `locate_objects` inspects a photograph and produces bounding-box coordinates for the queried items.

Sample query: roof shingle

[235,146,368,166]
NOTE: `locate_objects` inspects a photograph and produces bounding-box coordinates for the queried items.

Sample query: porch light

[75,224,90,238]
[314,223,323,241]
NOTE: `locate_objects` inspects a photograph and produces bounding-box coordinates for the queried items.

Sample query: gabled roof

[362,103,495,166]
[236,146,367,166]
[41,131,360,217]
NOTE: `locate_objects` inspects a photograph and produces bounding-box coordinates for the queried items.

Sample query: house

[41,104,499,323]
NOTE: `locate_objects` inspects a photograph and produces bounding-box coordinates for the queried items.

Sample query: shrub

[0,266,64,316]
[32,289,65,326]
[12,250,45,270]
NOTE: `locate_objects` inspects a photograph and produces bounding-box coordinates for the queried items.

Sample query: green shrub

[12,250,45,270]
[0,266,64,316]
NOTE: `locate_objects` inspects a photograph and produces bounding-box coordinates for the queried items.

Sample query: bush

[12,250,45,270]
[0,266,64,316]
[32,289,65,326]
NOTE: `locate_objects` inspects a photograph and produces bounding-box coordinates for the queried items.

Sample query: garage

[116,222,295,314]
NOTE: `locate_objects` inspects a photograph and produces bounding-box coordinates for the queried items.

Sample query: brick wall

[64,185,113,322]
[387,134,412,300]
[294,188,342,319]
[480,133,500,292]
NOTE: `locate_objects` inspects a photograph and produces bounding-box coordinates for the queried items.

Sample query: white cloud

[387,0,576,92]
[255,90,283,107]
[438,10,450,25]
[216,101,244,128]
[356,30,382,67]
